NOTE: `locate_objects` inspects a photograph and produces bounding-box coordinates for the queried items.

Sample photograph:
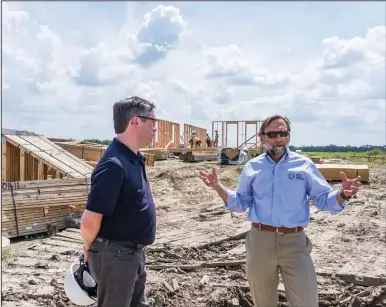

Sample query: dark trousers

[87,239,149,307]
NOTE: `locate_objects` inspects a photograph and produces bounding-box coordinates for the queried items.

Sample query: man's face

[137,111,157,146]
[260,118,290,157]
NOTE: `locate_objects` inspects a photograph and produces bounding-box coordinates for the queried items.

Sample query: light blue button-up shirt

[225,150,346,228]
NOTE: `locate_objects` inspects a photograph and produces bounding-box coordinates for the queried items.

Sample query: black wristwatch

[340,190,351,201]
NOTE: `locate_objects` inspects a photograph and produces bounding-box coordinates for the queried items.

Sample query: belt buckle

[276,227,284,235]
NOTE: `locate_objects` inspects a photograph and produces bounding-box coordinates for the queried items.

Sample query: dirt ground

[2,156,386,307]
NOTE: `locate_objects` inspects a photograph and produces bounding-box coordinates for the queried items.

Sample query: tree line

[84,139,112,146]
[289,145,386,153]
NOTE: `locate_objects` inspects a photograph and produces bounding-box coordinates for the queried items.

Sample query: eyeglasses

[263,131,289,139]
[137,116,157,126]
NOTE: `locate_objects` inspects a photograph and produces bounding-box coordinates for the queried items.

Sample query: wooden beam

[2,139,7,182]
[43,164,48,180]
[38,160,44,180]
[6,141,11,181]
[222,122,225,147]
[237,123,239,147]
[20,149,25,181]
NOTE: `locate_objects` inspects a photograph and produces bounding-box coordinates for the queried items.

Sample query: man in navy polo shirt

[80,96,157,307]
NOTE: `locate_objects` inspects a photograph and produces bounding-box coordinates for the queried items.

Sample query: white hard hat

[64,255,97,306]
[192,130,196,133]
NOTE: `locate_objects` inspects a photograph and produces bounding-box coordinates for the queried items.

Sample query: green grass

[301,151,386,166]
[302,151,380,158]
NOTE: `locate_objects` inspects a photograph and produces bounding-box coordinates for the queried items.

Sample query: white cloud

[204,44,291,87]
[130,5,188,68]
[2,2,385,146]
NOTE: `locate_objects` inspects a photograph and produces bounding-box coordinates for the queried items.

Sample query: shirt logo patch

[289,173,304,180]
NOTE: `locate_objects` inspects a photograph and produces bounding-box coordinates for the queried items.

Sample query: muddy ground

[2,156,386,307]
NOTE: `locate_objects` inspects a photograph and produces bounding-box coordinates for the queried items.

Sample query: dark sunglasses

[137,116,157,126]
[263,131,289,138]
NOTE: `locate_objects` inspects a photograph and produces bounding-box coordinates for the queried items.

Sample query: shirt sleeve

[225,162,254,213]
[86,158,124,216]
[305,161,346,214]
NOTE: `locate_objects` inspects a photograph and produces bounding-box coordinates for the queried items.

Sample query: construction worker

[198,114,362,307]
[80,96,157,307]
[189,130,197,148]
[214,130,219,147]
[206,133,211,147]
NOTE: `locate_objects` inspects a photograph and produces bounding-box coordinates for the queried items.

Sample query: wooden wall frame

[1,135,94,182]
[212,120,263,148]
[183,124,207,148]
[146,119,183,149]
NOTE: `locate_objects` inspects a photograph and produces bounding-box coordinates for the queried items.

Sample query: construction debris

[219,148,249,165]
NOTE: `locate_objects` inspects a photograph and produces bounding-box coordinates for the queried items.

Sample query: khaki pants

[245,226,318,307]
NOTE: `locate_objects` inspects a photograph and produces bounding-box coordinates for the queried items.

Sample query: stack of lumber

[143,153,155,167]
[140,148,167,160]
[316,164,369,182]
[53,141,106,162]
[180,151,218,162]
[2,178,90,238]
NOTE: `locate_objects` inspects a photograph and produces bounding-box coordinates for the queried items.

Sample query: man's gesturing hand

[340,171,361,197]
[199,167,219,189]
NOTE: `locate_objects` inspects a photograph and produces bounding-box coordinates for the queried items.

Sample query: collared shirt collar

[264,149,290,164]
[113,138,144,163]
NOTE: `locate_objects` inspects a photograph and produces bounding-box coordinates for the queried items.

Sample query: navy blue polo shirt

[86,138,156,245]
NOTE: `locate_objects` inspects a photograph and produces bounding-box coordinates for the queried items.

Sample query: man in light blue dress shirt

[199,114,362,307]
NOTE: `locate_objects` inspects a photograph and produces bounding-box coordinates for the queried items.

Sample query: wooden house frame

[1,134,93,182]
[212,120,263,149]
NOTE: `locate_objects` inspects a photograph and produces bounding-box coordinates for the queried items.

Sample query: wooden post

[38,160,44,180]
[244,122,248,148]
[222,122,225,147]
[51,168,57,179]
[237,123,239,147]
[6,141,12,181]
[20,149,25,181]
[2,138,7,182]
[43,164,48,179]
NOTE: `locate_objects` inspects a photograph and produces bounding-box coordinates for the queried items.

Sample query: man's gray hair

[113,96,156,134]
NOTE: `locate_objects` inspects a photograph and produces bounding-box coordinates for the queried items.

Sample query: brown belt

[252,223,303,234]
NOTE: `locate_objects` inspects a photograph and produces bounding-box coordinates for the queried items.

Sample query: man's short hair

[113,96,156,134]
[259,114,291,135]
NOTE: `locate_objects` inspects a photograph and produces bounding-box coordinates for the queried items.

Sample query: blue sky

[2,1,385,146]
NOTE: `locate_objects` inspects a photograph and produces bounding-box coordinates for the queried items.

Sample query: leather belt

[95,237,147,251]
[252,223,303,234]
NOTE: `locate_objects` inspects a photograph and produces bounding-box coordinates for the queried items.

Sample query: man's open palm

[199,167,219,188]
[340,171,361,197]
